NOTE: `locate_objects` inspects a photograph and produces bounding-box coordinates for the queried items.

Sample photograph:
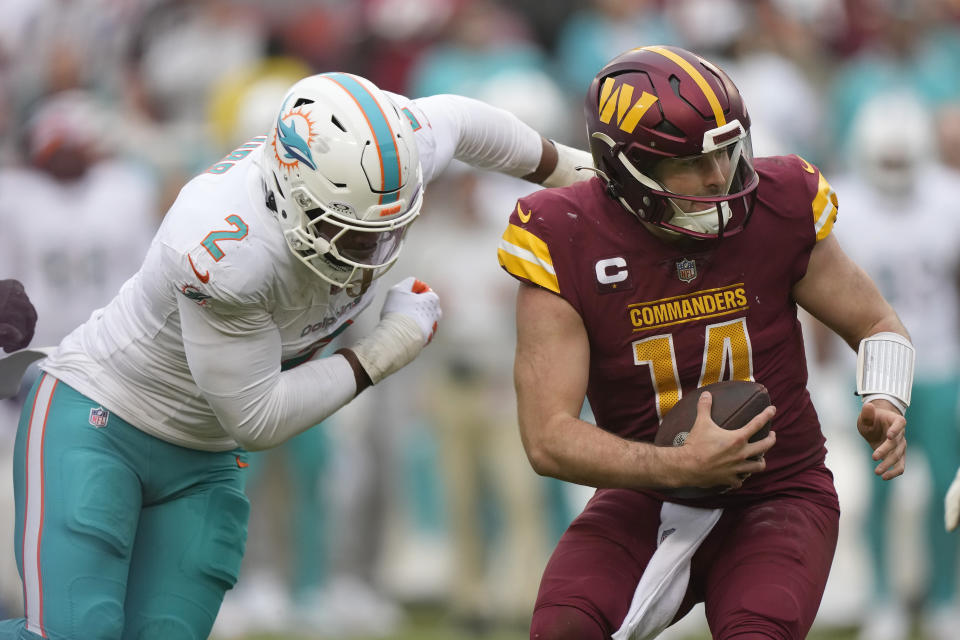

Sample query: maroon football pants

[530,488,839,640]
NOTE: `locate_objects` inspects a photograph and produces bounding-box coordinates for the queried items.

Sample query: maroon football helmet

[584,46,759,239]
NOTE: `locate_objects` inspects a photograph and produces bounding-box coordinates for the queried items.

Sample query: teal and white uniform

[833,164,960,611]
[2,90,549,640]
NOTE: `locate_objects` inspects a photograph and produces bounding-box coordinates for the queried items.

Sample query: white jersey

[833,165,960,379]
[0,162,158,346]
[41,92,547,451]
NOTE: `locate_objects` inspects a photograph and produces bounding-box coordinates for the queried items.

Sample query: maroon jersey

[499,154,840,510]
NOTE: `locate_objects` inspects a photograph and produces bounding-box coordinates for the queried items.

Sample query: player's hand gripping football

[349,276,441,384]
[857,399,907,480]
[0,279,38,353]
[678,391,777,490]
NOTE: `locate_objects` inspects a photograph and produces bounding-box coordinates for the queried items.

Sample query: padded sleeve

[177,294,356,450]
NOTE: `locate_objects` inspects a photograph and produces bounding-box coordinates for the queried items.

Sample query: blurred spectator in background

[119,0,267,207]
[408,0,548,100]
[0,88,159,618]
[356,0,458,94]
[555,0,680,95]
[0,90,159,347]
[830,91,960,640]
[720,1,827,162]
[826,0,960,163]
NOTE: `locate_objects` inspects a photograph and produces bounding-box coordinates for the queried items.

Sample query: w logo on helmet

[597,78,659,134]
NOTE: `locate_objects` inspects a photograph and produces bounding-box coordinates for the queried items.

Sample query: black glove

[0,279,37,353]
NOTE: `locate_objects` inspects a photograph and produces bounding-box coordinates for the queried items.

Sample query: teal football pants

[865,375,960,606]
[1,374,250,640]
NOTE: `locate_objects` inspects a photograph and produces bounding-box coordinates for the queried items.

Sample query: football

[653,380,772,498]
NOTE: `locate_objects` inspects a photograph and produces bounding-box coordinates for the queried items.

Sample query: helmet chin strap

[666,200,732,235]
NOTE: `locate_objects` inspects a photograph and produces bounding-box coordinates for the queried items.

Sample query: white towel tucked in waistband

[612,502,723,640]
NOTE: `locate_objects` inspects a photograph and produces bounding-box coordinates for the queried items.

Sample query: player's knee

[185,486,249,591]
[64,450,139,557]
[715,584,802,640]
[530,605,606,640]
[73,597,125,640]
[130,616,197,640]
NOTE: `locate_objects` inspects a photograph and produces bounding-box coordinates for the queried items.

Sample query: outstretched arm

[179,277,440,451]
[793,234,910,479]
[410,94,592,187]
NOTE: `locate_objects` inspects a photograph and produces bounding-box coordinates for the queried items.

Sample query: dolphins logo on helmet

[274,99,318,171]
[257,73,423,290]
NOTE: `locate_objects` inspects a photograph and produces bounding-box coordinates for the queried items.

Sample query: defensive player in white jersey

[831,93,960,640]
[0,72,591,640]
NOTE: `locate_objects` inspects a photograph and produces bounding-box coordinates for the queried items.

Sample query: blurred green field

[222,605,926,640]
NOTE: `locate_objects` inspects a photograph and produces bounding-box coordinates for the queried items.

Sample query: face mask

[666,200,732,235]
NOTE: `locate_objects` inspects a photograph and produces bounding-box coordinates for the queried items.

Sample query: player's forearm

[425,94,591,186]
[200,353,357,451]
[522,412,683,490]
[855,315,910,351]
[179,296,359,450]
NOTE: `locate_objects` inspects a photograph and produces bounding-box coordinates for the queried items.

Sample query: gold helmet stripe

[641,46,726,127]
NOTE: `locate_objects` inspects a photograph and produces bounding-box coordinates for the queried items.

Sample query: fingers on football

[741,405,776,438]
[694,391,714,426]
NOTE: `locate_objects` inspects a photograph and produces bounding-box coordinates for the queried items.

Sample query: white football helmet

[257,72,423,288]
[850,91,934,198]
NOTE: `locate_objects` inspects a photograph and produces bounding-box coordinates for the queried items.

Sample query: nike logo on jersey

[517,203,532,224]
[188,254,210,283]
[236,456,249,469]
[796,155,815,174]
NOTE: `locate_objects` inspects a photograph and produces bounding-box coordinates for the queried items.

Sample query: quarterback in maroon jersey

[499,46,913,640]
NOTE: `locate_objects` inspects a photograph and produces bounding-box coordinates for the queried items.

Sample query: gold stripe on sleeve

[497,224,559,293]
[812,172,839,241]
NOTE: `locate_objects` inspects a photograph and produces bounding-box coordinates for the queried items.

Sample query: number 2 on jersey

[202,215,249,261]
[633,317,754,421]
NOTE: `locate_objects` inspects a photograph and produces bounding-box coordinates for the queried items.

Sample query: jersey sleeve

[157,186,274,316]
[794,154,839,242]
[177,291,358,451]
[400,93,543,184]
[497,193,562,295]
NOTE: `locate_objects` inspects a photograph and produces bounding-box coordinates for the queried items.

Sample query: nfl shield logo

[89,407,109,428]
[676,258,697,283]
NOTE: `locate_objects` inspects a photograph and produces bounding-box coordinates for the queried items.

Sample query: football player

[0,73,592,640]
[0,280,36,354]
[498,46,912,640]
[831,92,960,640]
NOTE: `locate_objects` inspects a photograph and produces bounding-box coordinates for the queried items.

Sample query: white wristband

[856,331,914,411]
[542,142,594,188]
[350,313,425,385]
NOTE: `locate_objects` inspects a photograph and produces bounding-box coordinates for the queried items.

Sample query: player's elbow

[227,418,284,452]
[233,434,273,452]
[523,438,561,478]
